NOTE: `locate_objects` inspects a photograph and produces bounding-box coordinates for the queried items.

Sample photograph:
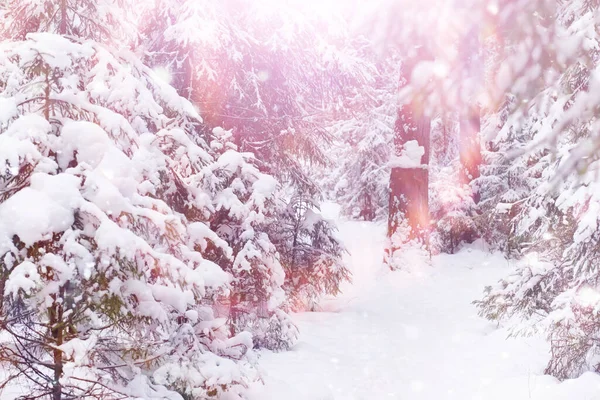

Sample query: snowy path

[247,209,600,400]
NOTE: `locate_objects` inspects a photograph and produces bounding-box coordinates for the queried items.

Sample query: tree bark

[0,271,5,317]
[50,288,64,400]
[459,26,482,202]
[59,0,68,35]
[459,103,481,190]
[388,112,431,242]
[387,47,432,252]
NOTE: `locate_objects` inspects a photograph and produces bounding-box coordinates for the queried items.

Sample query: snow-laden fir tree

[271,193,350,311]
[198,127,298,351]
[325,50,397,221]
[140,0,341,193]
[140,0,355,318]
[1,0,136,42]
[0,1,262,398]
[429,114,479,254]
[356,0,492,267]
[476,0,600,380]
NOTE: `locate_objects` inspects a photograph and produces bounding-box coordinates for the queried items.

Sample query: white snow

[59,335,98,366]
[246,204,600,400]
[389,140,426,169]
[0,186,75,247]
[5,261,41,297]
[0,97,17,127]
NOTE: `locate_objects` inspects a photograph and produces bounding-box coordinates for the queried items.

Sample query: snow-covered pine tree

[437,21,483,253]
[271,193,350,312]
[325,50,398,221]
[0,1,259,398]
[476,0,600,380]
[429,114,479,254]
[474,96,543,255]
[457,24,483,192]
[359,0,496,265]
[198,127,299,351]
[141,0,329,194]
[141,0,355,318]
[1,0,136,42]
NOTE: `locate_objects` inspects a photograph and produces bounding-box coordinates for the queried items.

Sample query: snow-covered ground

[247,204,600,400]
[3,204,599,399]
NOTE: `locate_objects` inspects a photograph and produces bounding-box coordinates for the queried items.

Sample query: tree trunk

[59,0,68,35]
[0,271,5,317]
[49,289,64,400]
[459,103,481,193]
[459,26,482,202]
[387,47,432,254]
[388,113,431,242]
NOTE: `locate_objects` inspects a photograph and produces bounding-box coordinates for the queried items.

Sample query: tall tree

[199,128,299,351]
[360,0,492,259]
[1,0,135,42]
[386,46,433,269]
[0,1,260,398]
[141,0,354,322]
[458,25,482,198]
[476,0,600,381]
[141,0,366,195]
[325,49,399,221]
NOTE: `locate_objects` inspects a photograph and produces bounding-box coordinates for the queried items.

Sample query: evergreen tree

[360,0,493,263]
[141,0,355,323]
[1,0,135,42]
[476,0,600,380]
[457,25,483,198]
[273,194,350,311]
[0,1,259,398]
[429,114,479,254]
[326,50,398,221]
[386,46,433,270]
[141,0,353,194]
[199,127,299,351]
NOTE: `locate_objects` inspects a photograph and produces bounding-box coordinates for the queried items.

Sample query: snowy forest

[1,0,600,399]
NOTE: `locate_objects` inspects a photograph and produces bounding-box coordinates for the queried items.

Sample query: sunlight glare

[486,2,499,16]
[260,0,371,20]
